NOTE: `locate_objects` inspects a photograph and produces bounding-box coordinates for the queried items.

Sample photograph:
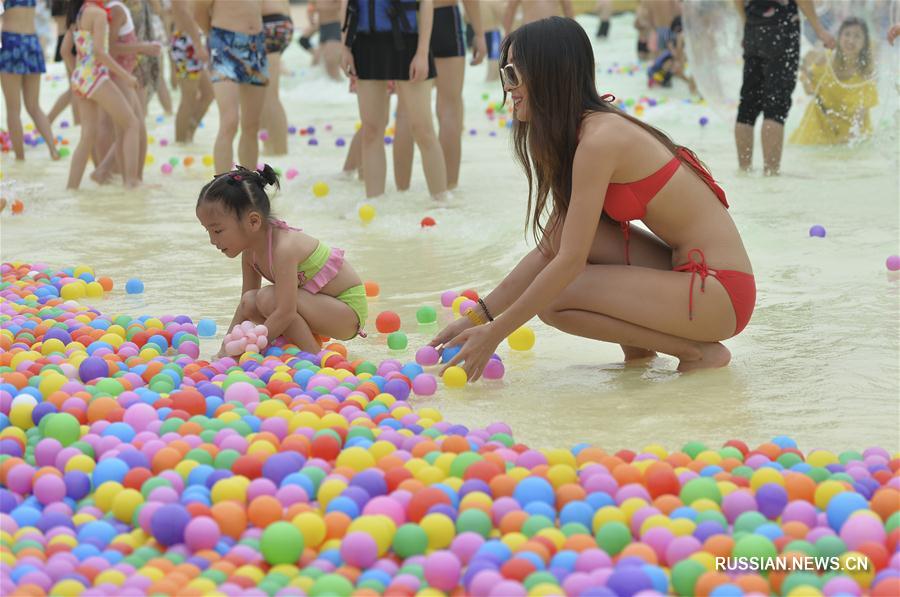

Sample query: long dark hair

[499,17,711,249]
[834,17,873,78]
[197,164,280,219]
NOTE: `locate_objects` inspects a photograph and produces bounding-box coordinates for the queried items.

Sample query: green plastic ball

[387,332,408,350]
[594,521,631,556]
[680,477,722,505]
[393,524,428,558]
[260,522,304,565]
[43,413,81,446]
[416,306,437,324]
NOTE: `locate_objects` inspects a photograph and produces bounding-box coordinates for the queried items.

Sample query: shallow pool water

[2,12,898,452]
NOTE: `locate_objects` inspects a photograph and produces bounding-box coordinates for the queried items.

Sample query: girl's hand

[440,323,503,383]
[341,46,356,78]
[429,316,475,350]
[409,51,429,83]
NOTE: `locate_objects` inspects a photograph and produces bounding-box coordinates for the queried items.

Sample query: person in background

[170,0,213,143]
[1,0,61,161]
[734,0,835,175]
[596,0,612,39]
[260,0,293,155]
[790,17,877,145]
[503,0,573,34]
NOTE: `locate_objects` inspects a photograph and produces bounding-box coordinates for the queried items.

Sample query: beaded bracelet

[477,298,494,322]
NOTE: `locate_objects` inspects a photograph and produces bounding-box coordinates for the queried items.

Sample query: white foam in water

[683,0,900,134]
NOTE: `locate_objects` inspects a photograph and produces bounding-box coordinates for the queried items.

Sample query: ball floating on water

[421,216,436,228]
[443,366,467,387]
[699,116,709,126]
[387,332,408,350]
[202,155,214,167]
[416,345,440,366]
[183,156,194,167]
[288,125,297,134]
[308,138,318,146]
[285,167,299,180]
[145,154,155,165]
[384,136,393,145]
[507,326,535,351]
[441,290,458,307]
[259,130,269,141]
[125,278,144,294]
[364,280,380,297]
[886,255,900,271]
[412,373,437,395]
[416,306,437,324]
[376,311,401,334]
[197,319,216,337]
[809,225,826,238]
[11,200,24,214]
[59,147,70,157]
[483,358,505,380]
[358,203,376,223]
[160,163,173,174]
[312,181,329,197]
[336,137,346,147]
[159,138,169,147]
[61,120,69,128]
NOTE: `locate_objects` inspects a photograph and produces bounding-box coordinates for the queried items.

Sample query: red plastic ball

[375,311,401,334]
[420,217,436,227]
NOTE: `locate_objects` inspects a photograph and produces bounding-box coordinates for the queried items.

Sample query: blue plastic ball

[197,319,217,337]
[125,278,144,294]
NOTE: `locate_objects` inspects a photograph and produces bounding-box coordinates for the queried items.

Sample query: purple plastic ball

[809,225,827,237]
[336,138,346,147]
[886,255,900,271]
[78,356,109,382]
[424,551,462,592]
[340,532,378,568]
[151,504,190,546]
[699,116,709,126]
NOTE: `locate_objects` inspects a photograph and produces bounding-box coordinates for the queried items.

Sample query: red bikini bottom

[673,249,756,336]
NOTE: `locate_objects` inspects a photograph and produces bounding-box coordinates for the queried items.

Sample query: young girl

[0,0,60,161]
[790,17,878,145]
[64,0,142,189]
[432,17,755,378]
[196,165,368,355]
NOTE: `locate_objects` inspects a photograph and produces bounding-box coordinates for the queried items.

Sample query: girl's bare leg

[1,74,25,160]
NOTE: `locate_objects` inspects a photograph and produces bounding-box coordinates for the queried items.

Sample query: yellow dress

[790,53,878,145]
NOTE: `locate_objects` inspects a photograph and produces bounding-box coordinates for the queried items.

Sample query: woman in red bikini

[431,17,755,378]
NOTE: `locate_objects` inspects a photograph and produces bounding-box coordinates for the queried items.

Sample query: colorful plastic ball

[151,504,190,546]
[33,475,66,505]
[507,326,535,351]
[184,516,220,551]
[308,138,318,146]
[261,521,305,564]
[425,551,462,592]
[421,216,436,228]
[809,225,826,238]
[312,181,329,197]
[336,137,346,147]
[125,278,144,294]
[699,116,709,126]
[43,413,81,446]
[285,167,299,180]
[311,574,354,597]
[412,374,437,396]
[416,346,440,366]
[387,332,408,350]
[197,318,216,337]
[441,290,458,307]
[376,311,401,334]
[483,359,505,380]
[202,155,214,166]
[416,306,437,324]
[443,366,467,388]
[886,255,900,271]
[340,531,379,568]
[359,203,376,223]
[58,147,70,157]
[259,130,269,141]
[160,163,173,174]
[364,280,380,297]
[78,356,109,382]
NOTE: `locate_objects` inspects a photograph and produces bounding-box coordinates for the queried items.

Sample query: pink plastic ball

[664,535,701,565]
[361,496,406,525]
[887,255,900,271]
[411,374,437,396]
[178,341,199,359]
[459,299,477,314]
[415,346,440,366]
[259,131,269,141]
[286,168,299,180]
[483,359,505,380]
[160,163,173,174]
[424,550,461,592]
[441,290,458,307]
[340,532,378,568]
[450,532,484,564]
[224,381,259,405]
[6,464,35,494]
[34,474,66,505]
[839,512,886,550]
[185,516,221,551]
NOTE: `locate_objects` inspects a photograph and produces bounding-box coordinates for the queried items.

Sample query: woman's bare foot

[677,342,731,372]
[621,345,657,363]
[90,169,113,185]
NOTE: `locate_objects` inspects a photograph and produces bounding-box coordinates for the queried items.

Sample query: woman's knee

[218,110,240,136]
[360,117,388,140]
[240,289,259,313]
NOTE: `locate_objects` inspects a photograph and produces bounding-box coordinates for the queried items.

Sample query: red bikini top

[604,147,729,222]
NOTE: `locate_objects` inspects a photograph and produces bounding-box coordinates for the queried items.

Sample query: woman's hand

[409,51,429,83]
[341,46,356,78]
[439,323,503,383]
[429,316,475,350]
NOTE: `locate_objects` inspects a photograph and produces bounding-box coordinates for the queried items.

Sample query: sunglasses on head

[500,62,522,89]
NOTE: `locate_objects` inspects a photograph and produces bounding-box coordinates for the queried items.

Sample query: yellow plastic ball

[145,154,155,165]
[86,281,104,297]
[335,446,375,472]
[74,265,94,278]
[9,401,36,430]
[292,512,326,547]
[94,481,124,512]
[312,181,329,198]
[61,282,86,300]
[38,371,67,394]
[507,326,535,351]
[420,513,455,549]
[111,488,144,523]
[202,155,214,167]
[442,366,467,388]
[814,480,848,511]
[358,203,376,223]
[451,295,469,316]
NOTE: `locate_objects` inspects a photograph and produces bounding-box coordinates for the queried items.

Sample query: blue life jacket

[345,0,420,49]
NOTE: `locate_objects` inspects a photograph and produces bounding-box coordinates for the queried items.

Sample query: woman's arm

[89,9,136,83]
[177,0,209,61]
[503,0,520,35]
[489,135,615,340]
[409,0,433,81]
[61,28,75,72]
